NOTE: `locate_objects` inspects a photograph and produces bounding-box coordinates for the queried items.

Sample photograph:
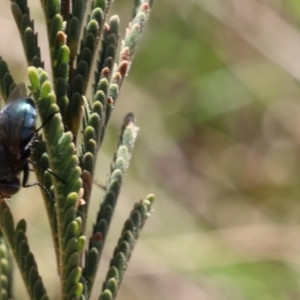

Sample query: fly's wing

[7,83,27,103]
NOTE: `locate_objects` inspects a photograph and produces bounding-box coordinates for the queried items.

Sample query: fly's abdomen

[0,142,22,181]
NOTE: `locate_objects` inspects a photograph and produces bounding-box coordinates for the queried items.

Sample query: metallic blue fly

[0,83,37,198]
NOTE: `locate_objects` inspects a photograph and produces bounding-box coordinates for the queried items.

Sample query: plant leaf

[0,200,49,300]
[99,194,154,300]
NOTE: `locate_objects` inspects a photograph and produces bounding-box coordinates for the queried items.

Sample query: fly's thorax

[0,148,26,181]
[20,98,37,141]
[1,98,37,140]
[0,97,37,152]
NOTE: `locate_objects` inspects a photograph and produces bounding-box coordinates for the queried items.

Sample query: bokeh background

[1,0,300,299]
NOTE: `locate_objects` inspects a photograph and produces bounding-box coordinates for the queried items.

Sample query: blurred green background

[2,0,300,299]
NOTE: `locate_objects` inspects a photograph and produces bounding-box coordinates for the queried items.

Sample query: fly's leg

[22,163,55,201]
[35,111,60,133]
[28,159,66,184]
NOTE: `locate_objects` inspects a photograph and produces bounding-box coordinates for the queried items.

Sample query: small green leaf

[83,247,99,280]
[16,219,26,233]
[65,238,78,260]
[28,66,39,91]
[93,0,106,10]
[99,290,113,300]
[1,209,14,243]
[50,14,63,45]
[105,267,119,283]
[33,280,46,300]
[103,278,117,296]
[64,267,81,293]
[64,193,79,210]
[77,236,85,254]
[65,252,80,278]
[64,221,79,247]
[82,153,95,175]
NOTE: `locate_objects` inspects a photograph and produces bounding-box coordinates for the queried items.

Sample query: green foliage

[126,1,300,299]
[100,194,154,300]
[0,200,48,300]
[11,0,43,68]
[0,227,13,300]
[0,1,155,299]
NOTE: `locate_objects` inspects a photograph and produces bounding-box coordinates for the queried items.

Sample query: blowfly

[0,83,37,198]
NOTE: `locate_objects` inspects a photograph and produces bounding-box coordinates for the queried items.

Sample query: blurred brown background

[1,0,300,299]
